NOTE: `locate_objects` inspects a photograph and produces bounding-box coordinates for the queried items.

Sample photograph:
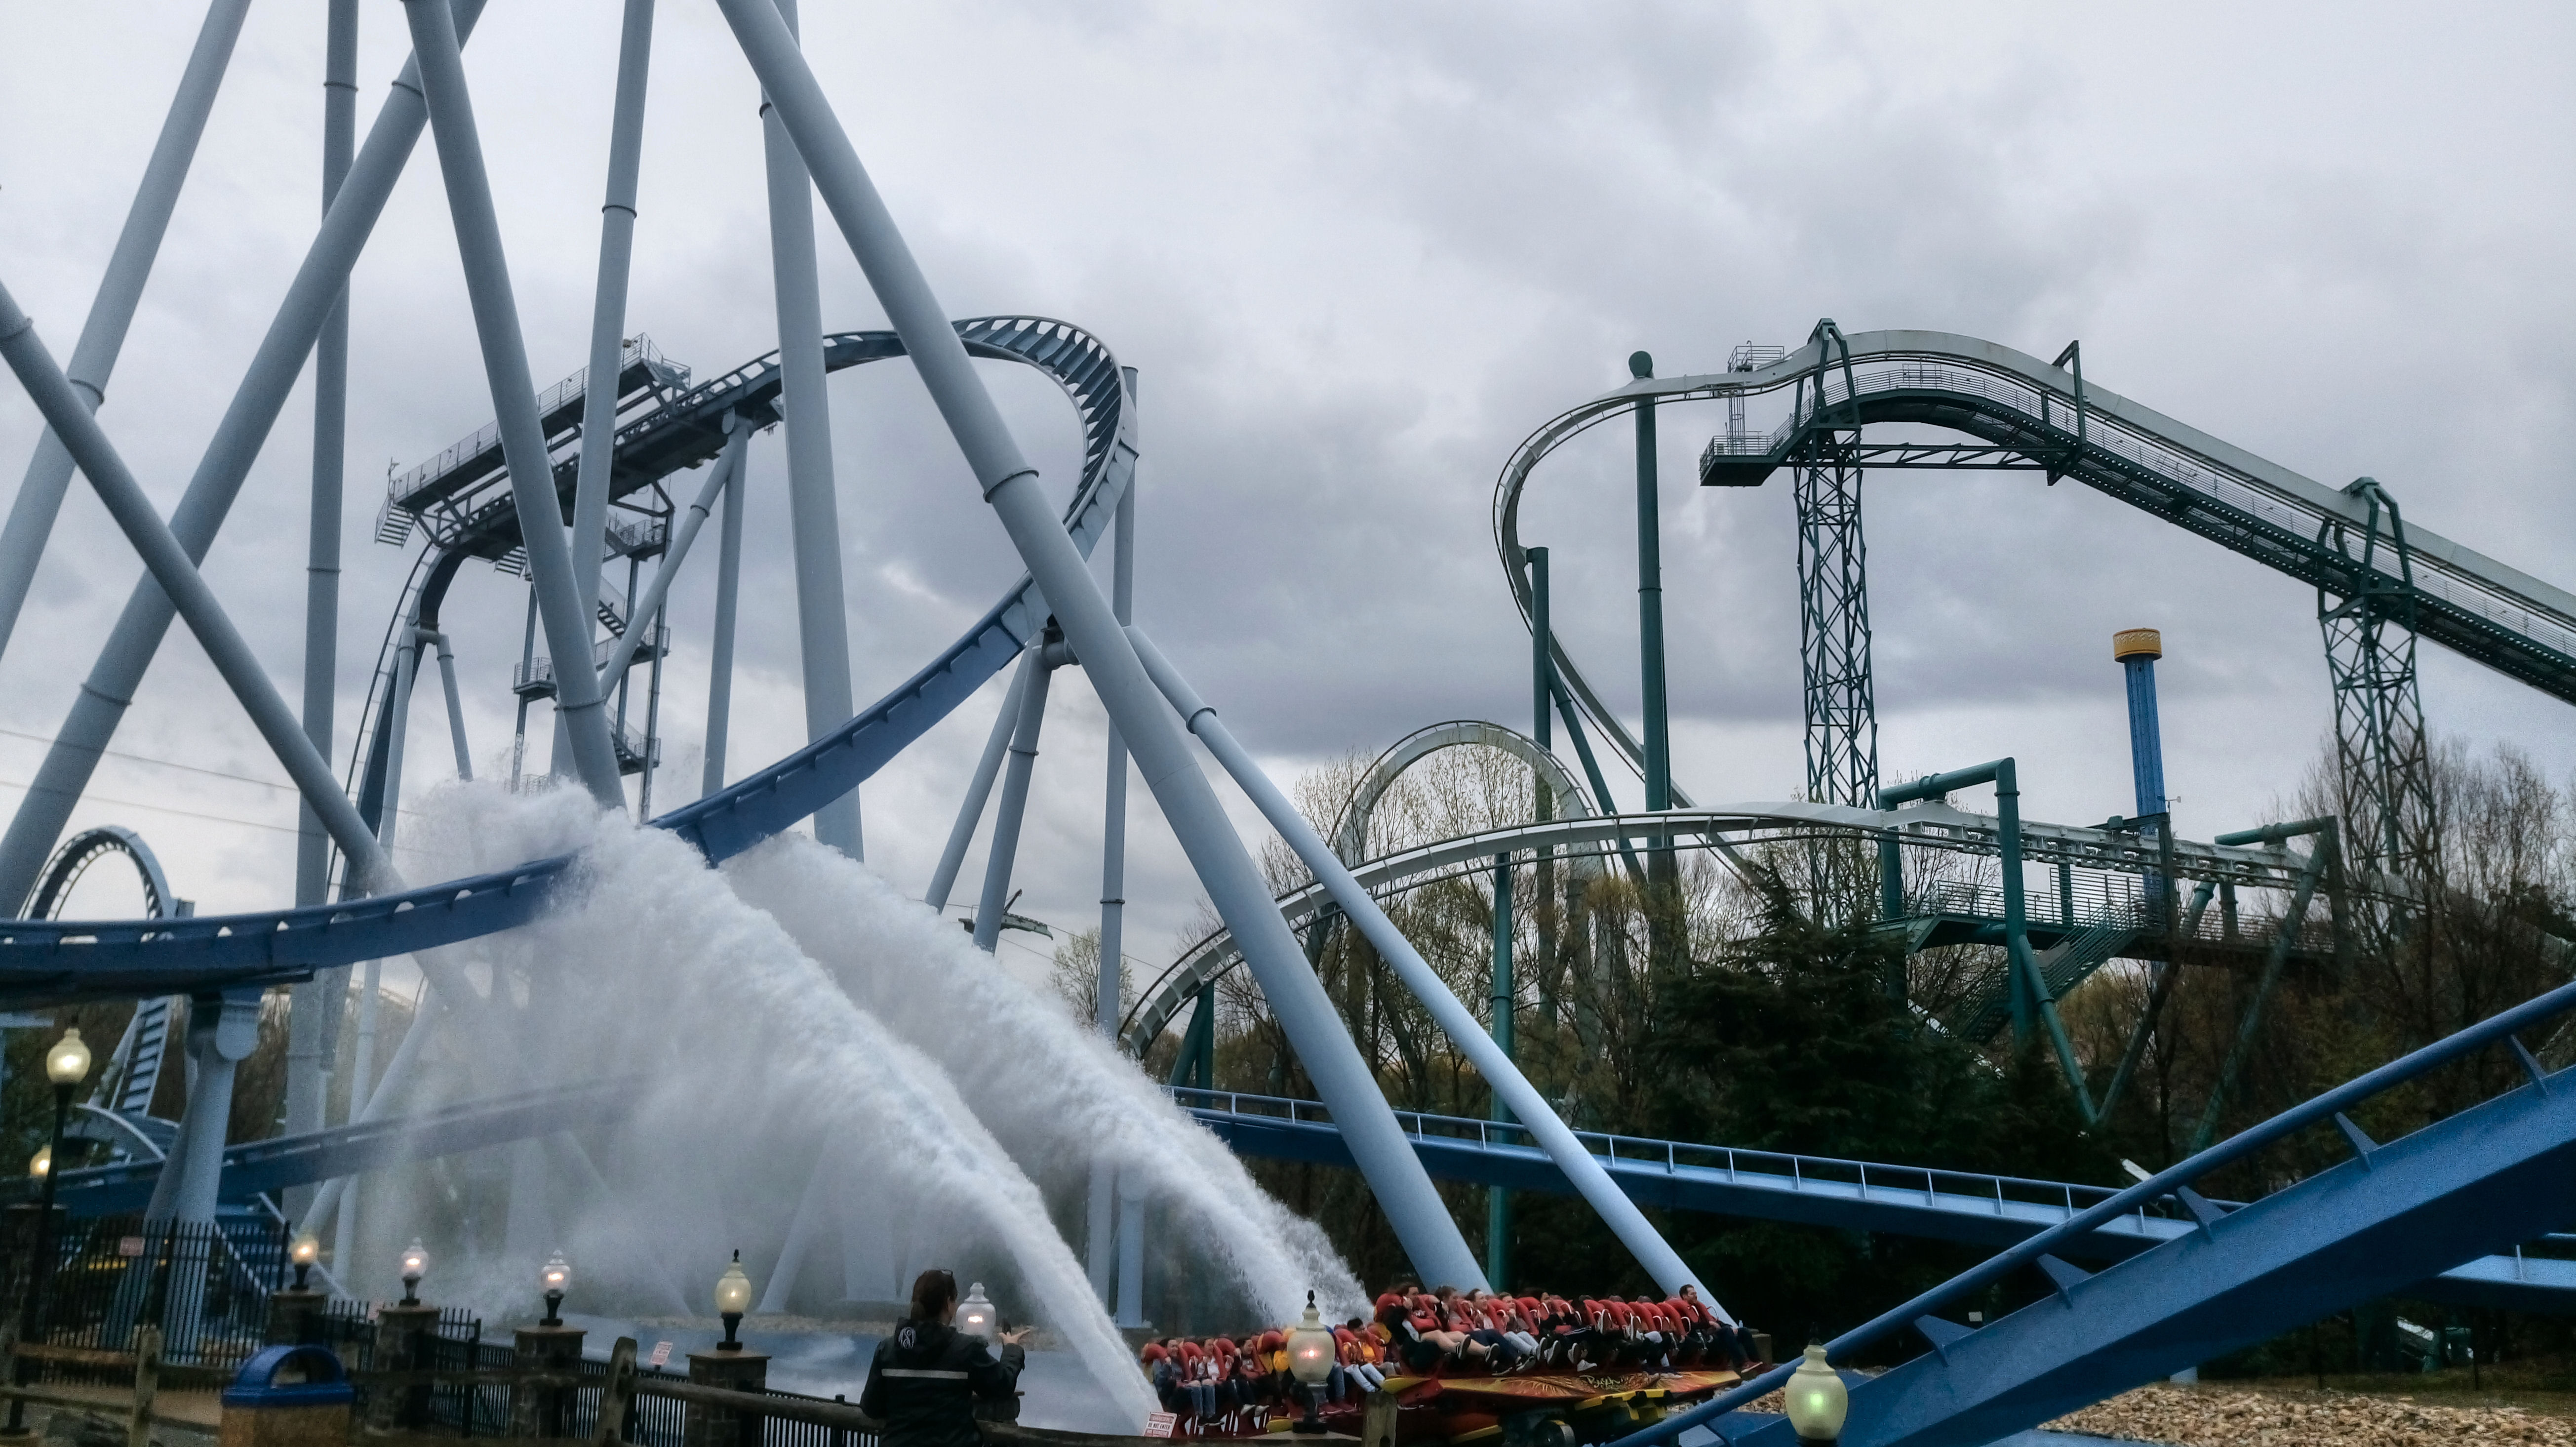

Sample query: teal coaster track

[1493,326,2576,819]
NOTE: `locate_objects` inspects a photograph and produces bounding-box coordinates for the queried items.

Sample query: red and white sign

[1143,1412,1177,1439]
[649,1342,674,1368]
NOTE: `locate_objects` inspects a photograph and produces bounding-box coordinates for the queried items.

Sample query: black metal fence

[7,1213,285,1372]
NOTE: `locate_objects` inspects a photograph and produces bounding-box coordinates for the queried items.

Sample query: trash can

[218,1345,354,1447]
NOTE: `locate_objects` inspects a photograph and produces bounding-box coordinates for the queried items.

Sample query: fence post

[373,1302,439,1432]
[684,1345,766,1447]
[126,1325,160,1447]
[514,1320,587,1438]
[593,1337,636,1447]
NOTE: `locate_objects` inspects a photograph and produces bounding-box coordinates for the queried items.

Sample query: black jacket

[860,1320,1025,1447]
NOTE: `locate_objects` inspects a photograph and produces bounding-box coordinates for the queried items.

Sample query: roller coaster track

[0,316,1134,1004]
[1495,329,2576,796]
[337,316,1134,870]
[1119,796,2352,1052]
[1174,1086,2576,1316]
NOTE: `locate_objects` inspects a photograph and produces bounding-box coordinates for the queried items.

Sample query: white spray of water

[395,785,1158,1424]
[726,834,1365,1322]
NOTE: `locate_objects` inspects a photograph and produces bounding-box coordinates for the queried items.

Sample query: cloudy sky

[0,1,2568,984]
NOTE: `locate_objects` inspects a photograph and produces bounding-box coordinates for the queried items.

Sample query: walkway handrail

[1170,1085,2159,1220]
[1607,973,2576,1447]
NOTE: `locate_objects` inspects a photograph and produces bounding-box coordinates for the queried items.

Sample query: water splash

[725,834,1365,1324]
[387,784,1158,1424]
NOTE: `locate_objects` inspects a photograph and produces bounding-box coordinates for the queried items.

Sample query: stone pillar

[263,1288,329,1346]
[684,1350,767,1447]
[512,1325,586,1439]
[370,1304,439,1432]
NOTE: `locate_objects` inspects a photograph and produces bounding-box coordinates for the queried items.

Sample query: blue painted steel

[25,1077,641,1215]
[1609,971,2576,1447]
[2123,654,2166,821]
[1173,1088,2576,1313]
[0,319,1133,1005]
[1724,1052,2576,1447]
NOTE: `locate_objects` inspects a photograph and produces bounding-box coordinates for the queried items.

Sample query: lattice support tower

[2318,479,2439,882]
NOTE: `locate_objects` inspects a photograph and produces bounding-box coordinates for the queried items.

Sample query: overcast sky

[0,1,2569,983]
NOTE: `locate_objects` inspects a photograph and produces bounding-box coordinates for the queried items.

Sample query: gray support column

[924,653,1033,912]
[0,0,494,913]
[397,0,625,807]
[1529,546,1556,1022]
[568,0,657,629]
[1114,1169,1146,1330]
[702,447,748,798]
[1088,465,1136,1304]
[287,0,361,1219]
[972,649,1056,953]
[1130,626,1734,1308]
[433,634,472,780]
[0,286,396,887]
[714,0,1483,1288]
[595,423,747,687]
[757,0,860,860]
[379,628,423,850]
[0,0,254,669]
[1630,355,1682,990]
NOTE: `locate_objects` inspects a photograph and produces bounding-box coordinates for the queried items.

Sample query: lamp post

[1784,1342,1848,1446]
[7,1028,89,1436]
[290,1234,319,1292]
[1284,1291,1335,1435]
[956,1283,996,1345]
[713,1251,753,1351]
[541,1251,572,1327]
[399,1237,429,1306]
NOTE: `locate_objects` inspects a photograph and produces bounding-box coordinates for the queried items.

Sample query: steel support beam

[702,433,749,799]
[714,0,1483,1287]
[0,0,494,913]
[595,422,748,688]
[757,0,860,860]
[1487,849,1514,1290]
[286,0,360,1218]
[1129,626,1737,1307]
[398,0,625,807]
[0,0,254,667]
[925,653,1034,914]
[972,641,1058,954]
[1796,450,1878,811]
[1089,466,1136,1307]
[567,0,657,632]
[2319,479,2438,880]
[0,284,395,888]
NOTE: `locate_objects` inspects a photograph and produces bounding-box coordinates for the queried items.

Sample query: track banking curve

[1120,795,2343,1052]
[0,317,1135,1004]
[1495,329,2576,796]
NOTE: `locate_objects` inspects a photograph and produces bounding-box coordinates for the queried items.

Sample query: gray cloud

[0,0,2568,969]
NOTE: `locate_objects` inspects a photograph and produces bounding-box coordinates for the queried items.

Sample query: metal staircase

[1947,919,2139,1044]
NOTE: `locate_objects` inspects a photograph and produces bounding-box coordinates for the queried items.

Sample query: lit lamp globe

[1785,1343,1849,1446]
[399,1237,431,1306]
[26,1146,48,1180]
[45,1030,90,1088]
[713,1251,754,1351]
[1284,1291,1336,1435]
[290,1235,320,1292]
[540,1251,573,1327]
[956,1284,997,1343]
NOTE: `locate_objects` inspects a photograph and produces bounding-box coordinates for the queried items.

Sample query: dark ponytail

[909,1268,959,1323]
